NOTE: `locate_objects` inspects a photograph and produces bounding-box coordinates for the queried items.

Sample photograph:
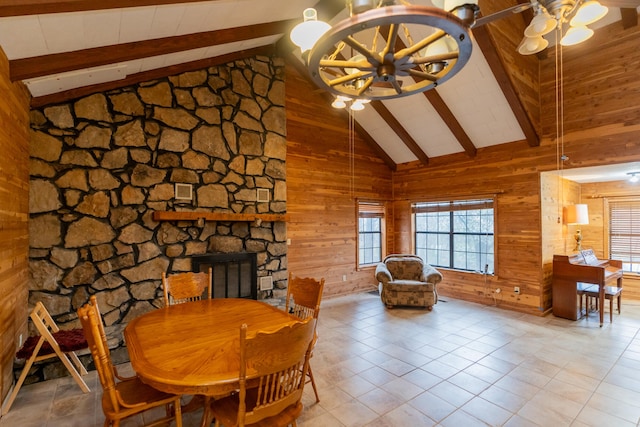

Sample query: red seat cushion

[16,329,88,359]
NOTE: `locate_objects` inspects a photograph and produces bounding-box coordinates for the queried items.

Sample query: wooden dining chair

[208,318,316,427]
[162,268,212,306]
[77,296,183,427]
[1,302,90,415]
[285,273,325,403]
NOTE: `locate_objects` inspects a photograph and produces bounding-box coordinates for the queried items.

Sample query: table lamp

[565,204,589,252]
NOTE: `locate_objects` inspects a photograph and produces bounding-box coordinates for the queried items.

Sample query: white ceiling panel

[355,107,418,164]
[119,8,155,43]
[0,16,47,58]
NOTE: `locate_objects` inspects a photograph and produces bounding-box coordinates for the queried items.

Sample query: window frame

[412,197,496,274]
[356,199,386,269]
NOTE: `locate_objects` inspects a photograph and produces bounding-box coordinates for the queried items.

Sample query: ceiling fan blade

[473,2,534,28]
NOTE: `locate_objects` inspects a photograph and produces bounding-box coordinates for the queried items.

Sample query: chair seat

[386,280,434,291]
[102,376,180,418]
[16,329,87,359]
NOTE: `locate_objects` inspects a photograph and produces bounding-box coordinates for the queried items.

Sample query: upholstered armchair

[375,254,443,310]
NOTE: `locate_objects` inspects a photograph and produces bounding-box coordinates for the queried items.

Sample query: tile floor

[2,291,640,426]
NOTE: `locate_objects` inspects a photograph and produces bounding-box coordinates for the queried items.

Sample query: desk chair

[286,273,325,403]
[162,268,212,306]
[208,318,316,427]
[78,296,183,427]
[2,302,90,415]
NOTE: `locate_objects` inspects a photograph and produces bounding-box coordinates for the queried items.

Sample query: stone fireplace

[25,55,287,383]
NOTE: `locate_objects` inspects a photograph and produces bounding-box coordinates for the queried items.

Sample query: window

[413,199,494,273]
[358,200,385,266]
[609,199,640,273]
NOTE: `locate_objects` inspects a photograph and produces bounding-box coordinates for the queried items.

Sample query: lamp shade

[570,1,608,27]
[517,35,549,55]
[560,25,594,46]
[524,11,556,37]
[566,204,589,225]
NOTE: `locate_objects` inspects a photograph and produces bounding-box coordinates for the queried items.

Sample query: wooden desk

[124,298,298,425]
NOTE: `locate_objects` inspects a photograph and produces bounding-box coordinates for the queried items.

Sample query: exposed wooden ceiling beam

[11,19,295,81]
[0,0,215,16]
[370,101,430,166]
[473,24,540,147]
[30,45,274,108]
[620,8,639,29]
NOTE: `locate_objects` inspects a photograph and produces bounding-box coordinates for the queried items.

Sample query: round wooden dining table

[124,298,299,425]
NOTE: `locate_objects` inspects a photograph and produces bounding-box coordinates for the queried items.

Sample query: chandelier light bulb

[350,99,365,111]
[290,8,331,53]
[331,97,347,109]
[570,1,609,27]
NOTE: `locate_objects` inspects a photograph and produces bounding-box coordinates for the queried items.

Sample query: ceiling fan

[290,0,613,104]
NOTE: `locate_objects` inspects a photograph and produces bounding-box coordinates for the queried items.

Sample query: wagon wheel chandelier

[291,0,478,104]
[290,0,609,109]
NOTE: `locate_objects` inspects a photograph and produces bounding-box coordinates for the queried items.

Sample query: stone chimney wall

[27,56,287,379]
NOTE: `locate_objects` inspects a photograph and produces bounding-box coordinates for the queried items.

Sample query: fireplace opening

[191,252,257,299]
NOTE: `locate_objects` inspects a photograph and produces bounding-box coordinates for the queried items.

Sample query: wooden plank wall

[0,47,31,405]
[285,66,393,297]
[392,14,640,315]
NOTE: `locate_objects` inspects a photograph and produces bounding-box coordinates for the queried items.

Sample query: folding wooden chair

[1,301,90,415]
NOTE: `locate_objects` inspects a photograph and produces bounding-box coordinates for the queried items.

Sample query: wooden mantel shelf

[152,211,289,222]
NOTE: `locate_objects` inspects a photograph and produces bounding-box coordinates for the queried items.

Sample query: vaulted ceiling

[1,0,638,170]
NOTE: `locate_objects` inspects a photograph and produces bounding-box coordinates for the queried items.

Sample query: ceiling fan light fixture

[570,0,608,27]
[290,8,331,53]
[628,172,640,183]
[517,35,549,55]
[560,24,594,46]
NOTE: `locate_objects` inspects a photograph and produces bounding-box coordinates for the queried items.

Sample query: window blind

[609,199,640,266]
[358,201,385,218]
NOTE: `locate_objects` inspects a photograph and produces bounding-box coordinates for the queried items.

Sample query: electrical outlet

[514,286,520,294]
[342,274,347,282]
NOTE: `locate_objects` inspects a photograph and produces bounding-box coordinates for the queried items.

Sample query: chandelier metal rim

[305,4,474,102]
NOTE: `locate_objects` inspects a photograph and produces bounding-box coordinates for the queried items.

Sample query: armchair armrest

[375,263,392,284]
[421,264,443,285]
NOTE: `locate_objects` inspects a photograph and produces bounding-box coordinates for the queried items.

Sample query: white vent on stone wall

[259,276,273,291]
[175,183,193,200]
[257,188,270,202]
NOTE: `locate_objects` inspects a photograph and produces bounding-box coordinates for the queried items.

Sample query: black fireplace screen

[191,252,257,300]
